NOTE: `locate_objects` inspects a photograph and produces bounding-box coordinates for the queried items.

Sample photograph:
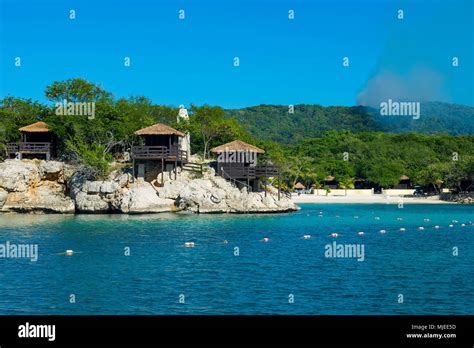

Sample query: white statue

[177,104,189,122]
[177,104,191,160]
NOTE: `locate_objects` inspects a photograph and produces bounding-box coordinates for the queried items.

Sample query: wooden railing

[131,146,187,161]
[255,165,279,177]
[183,162,203,173]
[8,142,51,154]
[220,167,253,192]
[219,165,279,179]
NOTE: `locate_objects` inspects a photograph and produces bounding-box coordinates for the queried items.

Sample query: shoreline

[291,194,456,204]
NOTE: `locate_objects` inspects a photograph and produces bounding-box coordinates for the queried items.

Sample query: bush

[64,137,112,179]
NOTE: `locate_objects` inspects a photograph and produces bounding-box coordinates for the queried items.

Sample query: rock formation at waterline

[0,160,297,214]
[0,160,75,213]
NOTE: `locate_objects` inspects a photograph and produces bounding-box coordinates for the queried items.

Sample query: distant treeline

[0,78,473,190]
[225,103,474,144]
[267,131,474,192]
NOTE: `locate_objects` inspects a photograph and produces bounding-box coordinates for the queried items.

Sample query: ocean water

[0,204,472,315]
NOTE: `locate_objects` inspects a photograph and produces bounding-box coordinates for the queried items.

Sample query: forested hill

[225,102,474,143]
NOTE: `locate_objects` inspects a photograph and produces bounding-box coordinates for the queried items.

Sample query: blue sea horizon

[0,204,472,315]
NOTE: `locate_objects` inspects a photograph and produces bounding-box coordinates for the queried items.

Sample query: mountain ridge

[225,101,474,143]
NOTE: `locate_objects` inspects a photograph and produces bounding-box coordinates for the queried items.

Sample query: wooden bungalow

[395,175,411,189]
[294,182,305,191]
[210,140,281,199]
[131,123,188,182]
[7,121,55,160]
[322,175,338,189]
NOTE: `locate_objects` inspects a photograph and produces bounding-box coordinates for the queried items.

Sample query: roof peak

[134,123,184,136]
[19,121,50,133]
[210,140,265,153]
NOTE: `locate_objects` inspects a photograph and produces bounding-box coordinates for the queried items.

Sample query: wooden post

[278,176,281,201]
[174,159,177,180]
[161,158,164,185]
[132,159,135,182]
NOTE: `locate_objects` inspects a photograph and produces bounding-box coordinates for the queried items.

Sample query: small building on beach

[322,175,338,189]
[7,121,55,160]
[294,182,305,191]
[396,175,412,189]
[210,140,281,199]
[131,123,188,183]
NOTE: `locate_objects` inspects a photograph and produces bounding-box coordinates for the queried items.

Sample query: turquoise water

[0,204,473,315]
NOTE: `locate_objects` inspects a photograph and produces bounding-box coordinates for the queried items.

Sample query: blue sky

[0,0,472,108]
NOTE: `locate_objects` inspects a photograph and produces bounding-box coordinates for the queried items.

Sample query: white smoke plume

[357,67,448,107]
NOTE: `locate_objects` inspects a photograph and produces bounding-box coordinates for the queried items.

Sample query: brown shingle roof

[18,121,50,133]
[210,140,265,153]
[134,123,184,137]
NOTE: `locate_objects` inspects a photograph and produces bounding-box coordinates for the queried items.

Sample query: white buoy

[184,242,195,247]
[379,229,386,234]
[449,224,454,228]
[302,235,312,239]
[357,232,364,236]
[424,218,430,222]
[329,233,339,237]
[418,227,425,230]
[399,228,406,232]
[65,250,74,255]
[434,225,440,229]
[261,237,270,242]
[461,224,466,227]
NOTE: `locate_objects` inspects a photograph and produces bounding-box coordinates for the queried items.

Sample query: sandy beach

[291,194,454,204]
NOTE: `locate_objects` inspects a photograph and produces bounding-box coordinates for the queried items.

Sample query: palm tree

[338,177,355,196]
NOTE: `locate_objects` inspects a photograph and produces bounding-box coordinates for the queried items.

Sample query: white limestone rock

[0,160,40,192]
[127,183,178,213]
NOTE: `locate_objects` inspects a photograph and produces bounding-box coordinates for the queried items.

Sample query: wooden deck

[131,146,187,162]
[8,142,51,154]
[219,165,278,179]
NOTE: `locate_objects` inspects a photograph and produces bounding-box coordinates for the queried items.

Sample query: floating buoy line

[58,250,80,256]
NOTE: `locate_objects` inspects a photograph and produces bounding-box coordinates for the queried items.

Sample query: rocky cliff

[0,160,297,214]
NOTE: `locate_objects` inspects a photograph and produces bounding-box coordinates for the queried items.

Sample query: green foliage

[281,131,474,189]
[187,104,246,158]
[1,79,473,190]
[45,78,112,103]
[64,136,112,179]
[226,102,474,144]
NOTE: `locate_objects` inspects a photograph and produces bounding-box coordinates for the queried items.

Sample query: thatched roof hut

[134,123,184,137]
[210,140,265,153]
[294,182,305,189]
[19,121,50,133]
